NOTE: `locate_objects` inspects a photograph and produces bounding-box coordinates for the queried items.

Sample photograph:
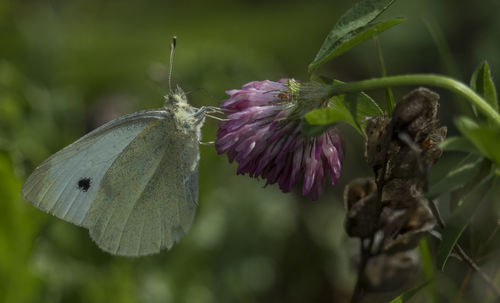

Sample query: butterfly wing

[21,110,168,228]
[86,117,200,256]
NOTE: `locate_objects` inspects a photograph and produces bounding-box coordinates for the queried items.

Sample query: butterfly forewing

[21,110,168,227]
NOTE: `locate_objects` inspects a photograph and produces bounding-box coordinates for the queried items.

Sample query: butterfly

[21,38,208,256]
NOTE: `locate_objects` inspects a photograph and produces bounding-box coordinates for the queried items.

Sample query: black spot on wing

[78,177,92,192]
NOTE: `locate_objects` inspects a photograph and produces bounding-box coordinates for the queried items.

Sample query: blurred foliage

[1,0,500,302]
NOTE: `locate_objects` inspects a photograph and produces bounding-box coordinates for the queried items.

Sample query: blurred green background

[1,0,499,302]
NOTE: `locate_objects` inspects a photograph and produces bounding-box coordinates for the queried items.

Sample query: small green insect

[21,38,212,256]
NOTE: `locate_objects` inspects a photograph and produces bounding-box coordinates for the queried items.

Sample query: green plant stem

[373,36,395,114]
[350,237,374,303]
[326,74,500,126]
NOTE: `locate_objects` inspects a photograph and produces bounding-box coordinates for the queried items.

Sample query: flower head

[215,79,344,200]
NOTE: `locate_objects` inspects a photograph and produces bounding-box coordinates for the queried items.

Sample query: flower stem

[326,74,500,127]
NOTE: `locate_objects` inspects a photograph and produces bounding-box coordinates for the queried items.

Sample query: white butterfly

[21,39,209,256]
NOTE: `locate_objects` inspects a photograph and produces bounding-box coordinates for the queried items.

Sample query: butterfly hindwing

[21,110,168,227]
[87,116,200,256]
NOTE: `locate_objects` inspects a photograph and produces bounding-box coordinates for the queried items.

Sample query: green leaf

[302,80,383,136]
[310,19,404,71]
[418,238,438,303]
[470,61,498,116]
[389,280,432,303]
[439,136,480,154]
[424,18,461,79]
[419,238,434,279]
[303,105,361,136]
[301,120,336,137]
[427,153,475,185]
[436,173,496,270]
[427,153,482,197]
[455,117,500,165]
[332,91,385,127]
[309,0,400,71]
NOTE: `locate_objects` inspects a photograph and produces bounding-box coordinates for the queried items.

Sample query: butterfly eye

[77,177,92,192]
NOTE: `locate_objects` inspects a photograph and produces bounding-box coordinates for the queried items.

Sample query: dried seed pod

[385,144,423,180]
[382,178,424,208]
[355,87,442,252]
[344,178,379,238]
[363,250,419,291]
[344,177,377,210]
[391,87,440,141]
[380,207,412,242]
[365,117,391,168]
[421,126,447,166]
[382,201,435,254]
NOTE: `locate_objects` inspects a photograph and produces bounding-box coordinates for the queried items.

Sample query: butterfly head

[164,85,188,107]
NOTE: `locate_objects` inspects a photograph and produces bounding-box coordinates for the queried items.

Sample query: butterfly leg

[199,140,215,146]
[194,106,223,115]
[194,106,228,123]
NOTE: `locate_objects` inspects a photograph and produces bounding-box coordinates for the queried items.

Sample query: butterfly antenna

[168,36,177,91]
